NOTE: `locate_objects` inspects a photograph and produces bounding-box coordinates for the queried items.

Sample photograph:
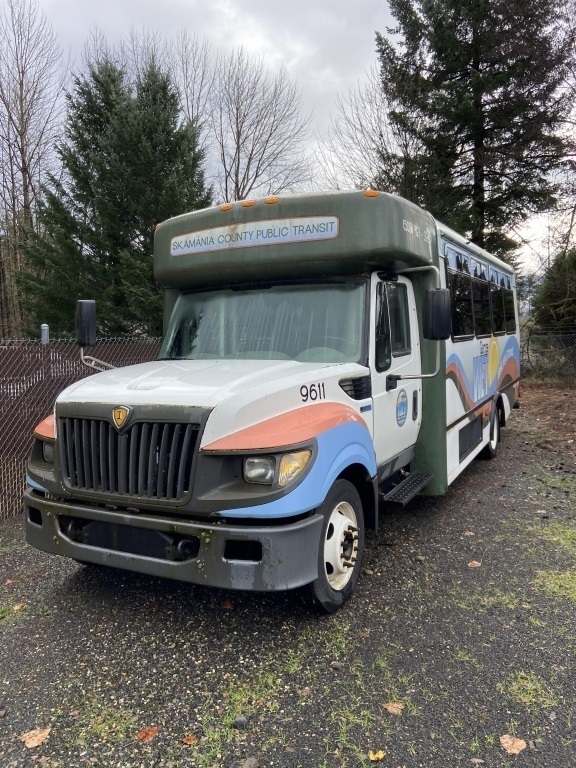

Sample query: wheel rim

[323,501,359,591]
[490,413,499,451]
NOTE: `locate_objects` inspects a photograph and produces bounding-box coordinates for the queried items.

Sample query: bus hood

[56,358,372,446]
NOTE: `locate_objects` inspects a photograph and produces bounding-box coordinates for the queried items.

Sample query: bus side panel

[445,333,520,486]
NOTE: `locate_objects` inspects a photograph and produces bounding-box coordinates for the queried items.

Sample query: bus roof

[153,190,439,289]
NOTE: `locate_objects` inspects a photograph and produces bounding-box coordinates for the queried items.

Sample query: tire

[481,401,501,460]
[304,479,365,613]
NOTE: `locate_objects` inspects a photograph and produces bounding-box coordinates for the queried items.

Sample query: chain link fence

[0,338,161,520]
[2,330,573,520]
[520,333,576,380]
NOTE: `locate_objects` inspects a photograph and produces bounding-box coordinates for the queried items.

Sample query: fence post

[40,323,49,345]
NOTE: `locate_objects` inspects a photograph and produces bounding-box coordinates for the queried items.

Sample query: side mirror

[424,289,451,340]
[76,300,97,347]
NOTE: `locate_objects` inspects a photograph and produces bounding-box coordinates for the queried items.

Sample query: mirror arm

[386,343,441,391]
[80,346,115,372]
[397,264,441,288]
[386,264,443,391]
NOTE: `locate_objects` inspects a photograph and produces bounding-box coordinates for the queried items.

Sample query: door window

[375,282,411,372]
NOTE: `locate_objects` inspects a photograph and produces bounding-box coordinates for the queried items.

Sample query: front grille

[59,418,198,501]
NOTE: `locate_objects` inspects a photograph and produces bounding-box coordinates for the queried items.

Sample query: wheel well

[337,464,377,531]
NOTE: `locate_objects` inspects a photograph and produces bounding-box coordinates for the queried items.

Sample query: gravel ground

[1,382,575,768]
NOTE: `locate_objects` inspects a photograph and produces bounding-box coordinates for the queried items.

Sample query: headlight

[278,450,311,487]
[42,442,55,463]
[244,456,275,485]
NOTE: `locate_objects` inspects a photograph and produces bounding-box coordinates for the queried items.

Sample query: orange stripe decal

[203,403,364,452]
[34,414,55,440]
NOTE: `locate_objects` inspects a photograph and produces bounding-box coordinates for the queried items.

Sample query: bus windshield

[159,281,366,364]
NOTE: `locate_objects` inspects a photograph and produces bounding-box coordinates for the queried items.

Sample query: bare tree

[209,47,312,202]
[316,65,424,197]
[0,0,65,337]
[167,31,214,151]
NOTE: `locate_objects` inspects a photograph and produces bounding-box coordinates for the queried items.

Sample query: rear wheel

[304,479,365,613]
[481,401,501,459]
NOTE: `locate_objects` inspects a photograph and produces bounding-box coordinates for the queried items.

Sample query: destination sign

[170,216,339,256]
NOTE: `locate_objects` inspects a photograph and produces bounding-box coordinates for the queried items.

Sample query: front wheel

[304,479,365,613]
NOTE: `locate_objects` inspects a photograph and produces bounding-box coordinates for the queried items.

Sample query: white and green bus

[25,190,520,612]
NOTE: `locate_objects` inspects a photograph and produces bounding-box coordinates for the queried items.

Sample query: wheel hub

[324,501,359,590]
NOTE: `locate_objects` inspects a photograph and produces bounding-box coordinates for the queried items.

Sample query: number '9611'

[300,383,326,402]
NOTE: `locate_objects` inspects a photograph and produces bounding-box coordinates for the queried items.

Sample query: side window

[504,289,516,333]
[388,283,411,356]
[491,283,506,334]
[449,270,474,337]
[472,278,491,337]
[375,283,391,372]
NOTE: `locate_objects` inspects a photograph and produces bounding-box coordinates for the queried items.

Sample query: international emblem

[112,406,130,430]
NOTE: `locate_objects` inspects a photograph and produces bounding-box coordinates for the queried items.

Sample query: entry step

[381,472,432,506]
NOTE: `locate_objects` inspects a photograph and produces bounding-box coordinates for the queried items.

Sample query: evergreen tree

[376,0,575,257]
[23,57,211,336]
[533,248,576,332]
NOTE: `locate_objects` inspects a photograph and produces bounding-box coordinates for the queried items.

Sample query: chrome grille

[59,418,198,501]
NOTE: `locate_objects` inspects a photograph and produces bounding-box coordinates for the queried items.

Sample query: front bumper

[24,488,322,592]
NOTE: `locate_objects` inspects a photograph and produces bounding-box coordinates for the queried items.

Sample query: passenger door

[370,275,422,471]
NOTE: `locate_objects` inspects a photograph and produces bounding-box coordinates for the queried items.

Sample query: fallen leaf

[463,531,475,536]
[383,701,404,715]
[19,727,51,748]
[12,603,26,611]
[468,561,482,568]
[500,734,527,755]
[182,734,199,745]
[368,749,386,762]
[136,726,159,743]
[221,599,234,610]
[3,579,14,586]
[470,759,485,765]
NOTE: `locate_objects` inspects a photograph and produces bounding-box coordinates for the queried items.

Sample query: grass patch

[534,522,576,554]
[193,670,282,767]
[450,585,520,612]
[74,700,137,746]
[499,671,558,711]
[0,606,11,620]
[452,650,479,666]
[536,569,576,601]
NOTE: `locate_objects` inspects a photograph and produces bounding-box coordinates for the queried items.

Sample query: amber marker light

[364,189,380,197]
[34,414,55,440]
[265,197,280,205]
[220,203,233,211]
[241,200,256,207]
[278,450,312,488]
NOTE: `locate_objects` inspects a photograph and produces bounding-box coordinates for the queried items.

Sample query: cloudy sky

[42,0,394,136]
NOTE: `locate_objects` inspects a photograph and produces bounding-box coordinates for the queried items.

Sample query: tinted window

[490,283,506,334]
[472,278,491,336]
[449,270,474,337]
[504,289,516,333]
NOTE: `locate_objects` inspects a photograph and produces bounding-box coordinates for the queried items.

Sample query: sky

[42,0,394,137]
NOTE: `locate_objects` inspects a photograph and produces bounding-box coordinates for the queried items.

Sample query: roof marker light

[265,197,280,205]
[220,204,233,211]
[364,189,380,198]
[241,200,256,207]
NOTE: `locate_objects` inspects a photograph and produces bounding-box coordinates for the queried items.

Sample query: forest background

[1,0,575,338]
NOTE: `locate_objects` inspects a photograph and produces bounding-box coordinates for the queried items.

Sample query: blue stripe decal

[222,421,376,519]
[26,475,47,493]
